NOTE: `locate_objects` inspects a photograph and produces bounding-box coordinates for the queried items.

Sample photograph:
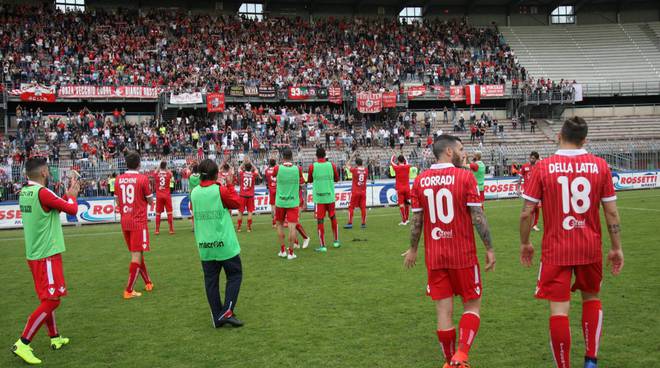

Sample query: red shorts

[28,254,67,300]
[269,190,276,206]
[535,262,602,302]
[479,190,485,203]
[239,196,255,213]
[156,195,173,213]
[350,191,366,208]
[122,227,151,252]
[427,264,482,302]
[315,202,336,219]
[397,189,411,205]
[275,206,299,223]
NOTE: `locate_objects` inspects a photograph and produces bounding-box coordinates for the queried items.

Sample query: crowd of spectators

[1,4,523,94]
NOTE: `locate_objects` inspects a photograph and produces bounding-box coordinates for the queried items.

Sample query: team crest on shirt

[562,216,586,231]
[58,287,66,293]
[48,287,55,295]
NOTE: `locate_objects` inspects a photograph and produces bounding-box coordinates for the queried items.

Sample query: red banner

[57,85,159,99]
[382,92,397,108]
[10,84,56,102]
[329,87,343,104]
[406,85,427,100]
[450,86,465,101]
[430,85,447,99]
[357,92,382,114]
[206,93,225,112]
[480,84,504,97]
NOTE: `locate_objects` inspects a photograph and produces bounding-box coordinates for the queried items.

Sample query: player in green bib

[274,148,305,260]
[190,159,244,327]
[307,147,340,252]
[188,163,200,231]
[12,157,80,365]
[464,151,486,207]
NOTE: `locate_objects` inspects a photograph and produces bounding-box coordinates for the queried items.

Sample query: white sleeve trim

[411,208,423,213]
[521,194,540,203]
[601,196,617,203]
[467,203,483,207]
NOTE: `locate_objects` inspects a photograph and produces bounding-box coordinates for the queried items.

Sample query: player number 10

[557,176,591,214]
[423,188,454,224]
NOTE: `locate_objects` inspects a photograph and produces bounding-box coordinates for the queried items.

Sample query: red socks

[296,223,308,239]
[247,219,252,230]
[237,219,242,230]
[317,222,326,246]
[21,299,61,342]
[155,213,161,232]
[550,315,571,368]
[280,244,286,253]
[582,300,603,360]
[126,262,140,293]
[288,246,294,256]
[167,213,173,232]
[399,205,406,222]
[44,309,59,337]
[457,312,480,355]
[404,204,410,222]
[330,217,338,241]
[348,207,354,224]
[437,328,456,364]
[140,258,151,284]
[360,205,367,225]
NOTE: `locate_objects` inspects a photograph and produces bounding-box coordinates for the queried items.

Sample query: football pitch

[1,189,659,368]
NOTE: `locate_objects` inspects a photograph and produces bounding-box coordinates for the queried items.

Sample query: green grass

[1,190,659,368]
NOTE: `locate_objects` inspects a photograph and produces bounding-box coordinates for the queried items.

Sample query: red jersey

[393,164,411,192]
[522,149,617,266]
[265,166,277,194]
[411,163,483,269]
[217,171,233,187]
[154,170,172,197]
[350,167,368,194]
[239,170,256,197]
[519,162,536,191]
[115,171,152,230]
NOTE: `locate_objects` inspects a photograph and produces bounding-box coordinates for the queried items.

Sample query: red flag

[206,93,225,112]
[329,87,343,104]
[357,92,383,113]
[382,92,397,108]
[465,84,481,105]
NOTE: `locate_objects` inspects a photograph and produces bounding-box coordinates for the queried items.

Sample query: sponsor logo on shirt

[562,216,586,231]
[431,227,453,240]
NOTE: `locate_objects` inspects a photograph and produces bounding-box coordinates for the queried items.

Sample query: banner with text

[382,91,397,108]
[206,93,226,113]
[169,92,203,105]
[58,85,159,99]
[328,87,343,104]
[357,92,383,113]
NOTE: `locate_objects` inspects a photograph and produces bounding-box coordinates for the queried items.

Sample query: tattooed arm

[403,212,423,269]
[470,206,496,271]
[603,200,624,275]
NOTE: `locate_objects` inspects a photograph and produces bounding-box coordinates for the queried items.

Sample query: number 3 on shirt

[120,184,135,204]
[423,188,454,224]
[557,176,591,214]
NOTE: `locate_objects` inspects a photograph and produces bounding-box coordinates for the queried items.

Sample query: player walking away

[403,136,496,368]
[519,151,541,231]
[344,153,368,229]
[519,117,624,368]
[236,159,261,232]
[274,148,305,260]
[308,147,340,252]
[188,164,200,232]
[293,184,311,249]
[12,157,80,365]
[190,159,244,327]
[264,158,278,228]
[463,151,486,206]
[115,151,155,299]
[153,161,174,235]
[391,154,411,225]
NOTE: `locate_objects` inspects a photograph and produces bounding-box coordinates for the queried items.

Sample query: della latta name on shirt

[419,175,455,187]
[548,162,600,174]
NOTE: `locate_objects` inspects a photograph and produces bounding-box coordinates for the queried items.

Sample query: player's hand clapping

[66,178,80,199]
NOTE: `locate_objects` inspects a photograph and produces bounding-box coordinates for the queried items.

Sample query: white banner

[573,83,583,102]
[169,92,203,105]
[1,172,657,229]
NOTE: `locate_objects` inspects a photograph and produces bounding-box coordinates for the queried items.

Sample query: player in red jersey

[344,153,368,229]
[264,158,278,228]
[236,159,261,232]
[217,160,234,187]
[403,135,495,368]
[153,161,174,235]
[519,117,623,368]
[391,154,411,225]
[115,151,155,299]
[519,151,542,231]
[293,184,311,249]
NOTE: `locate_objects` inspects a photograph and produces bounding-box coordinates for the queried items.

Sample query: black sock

[20,337,30,345]
[585,357,597,363]
[50,334,60,339]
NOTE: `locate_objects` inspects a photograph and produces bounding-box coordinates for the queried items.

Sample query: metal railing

[582,81,660,97]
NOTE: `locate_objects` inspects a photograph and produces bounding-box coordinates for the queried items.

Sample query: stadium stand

[501,22,660,93]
